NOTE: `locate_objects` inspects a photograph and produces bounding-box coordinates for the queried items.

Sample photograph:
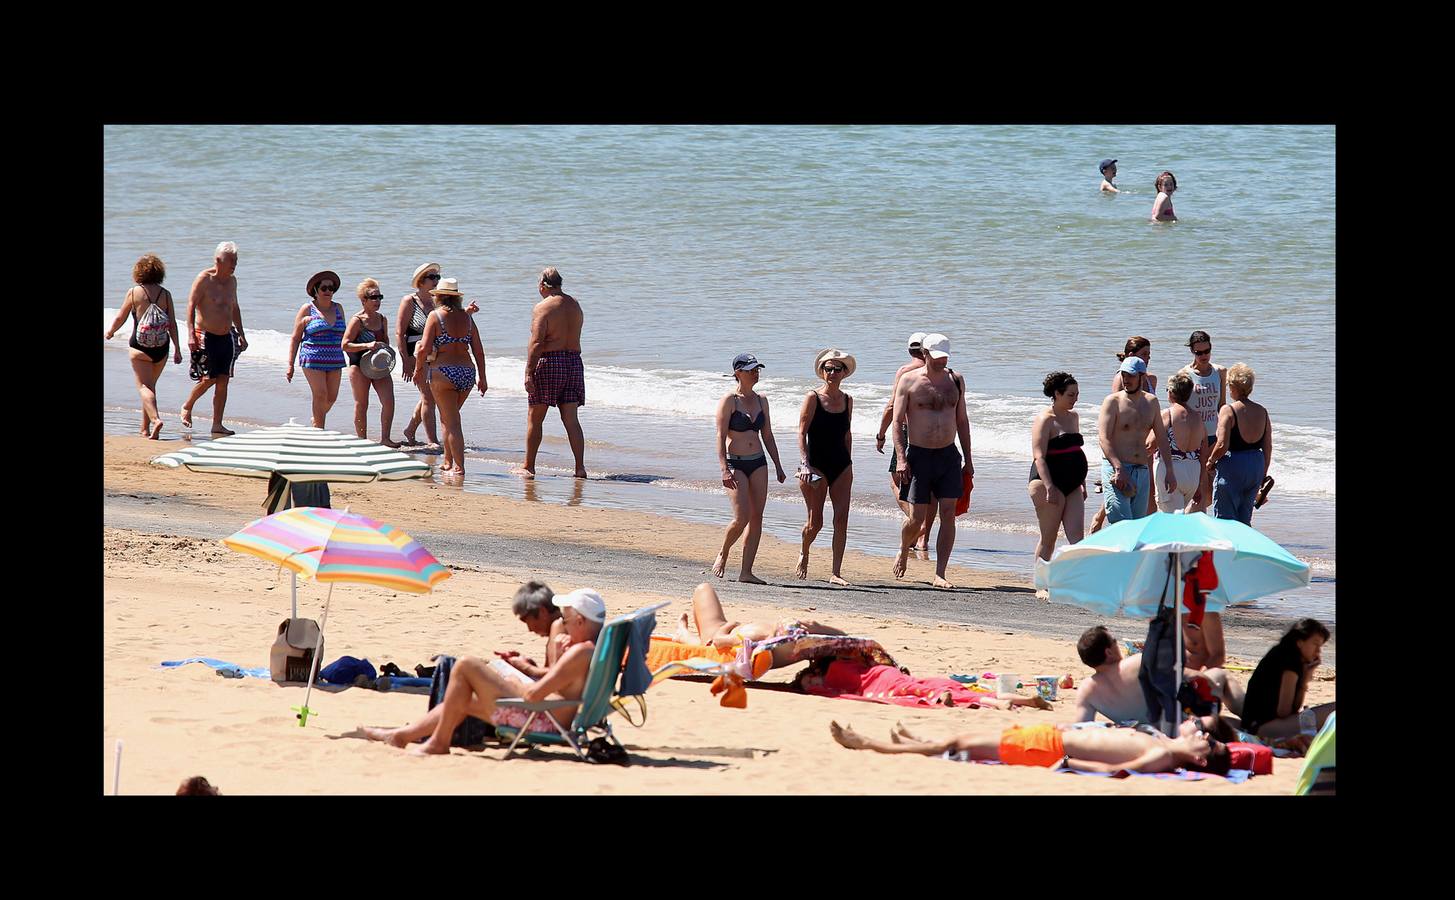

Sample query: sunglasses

[822,365,847,374]
[363,292,384,300]
[1192,347,1211,356]
[316,284,336,292]
[422,272,442,282]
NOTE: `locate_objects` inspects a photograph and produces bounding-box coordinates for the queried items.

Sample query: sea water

[103,124,1335,621]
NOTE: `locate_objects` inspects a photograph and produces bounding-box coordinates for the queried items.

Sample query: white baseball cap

[554,588,607,623]
[907,331,928,350]
[921,333,950,359]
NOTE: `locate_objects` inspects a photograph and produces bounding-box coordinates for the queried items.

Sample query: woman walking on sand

[286,270,347,429]
[412,278,487,477]
[796,349,856,586]
[1028,372,1088,563]
[398,262,442,448]
[106,253,182,438]
[712,353,787,584]
[343,278,398,446]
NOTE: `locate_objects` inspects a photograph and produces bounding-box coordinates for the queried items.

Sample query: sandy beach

[104,435,1334,795]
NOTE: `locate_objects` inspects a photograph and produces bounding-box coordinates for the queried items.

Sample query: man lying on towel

[672,582,847,668]
[361,589,607,756]
[830,718,1233,775]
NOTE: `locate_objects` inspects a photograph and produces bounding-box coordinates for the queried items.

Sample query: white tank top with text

[1186,366,1221,436]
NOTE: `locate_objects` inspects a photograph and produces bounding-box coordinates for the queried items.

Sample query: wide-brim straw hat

[411,262,442,289]
[359,345,398,380]
[814,348,856,379]
[430,277,464,297]
[307,270,341,296]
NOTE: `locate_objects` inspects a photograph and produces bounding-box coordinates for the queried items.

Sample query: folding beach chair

[1294,712,1335,795]
[493,601,669,761]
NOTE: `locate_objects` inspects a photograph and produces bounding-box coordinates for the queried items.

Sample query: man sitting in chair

[361,589,607,756]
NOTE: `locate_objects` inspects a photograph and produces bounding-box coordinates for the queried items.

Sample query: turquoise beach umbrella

[1033,511,1311,618]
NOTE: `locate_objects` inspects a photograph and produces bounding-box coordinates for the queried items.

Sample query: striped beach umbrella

[223,506,450,726]
[152,419,431,483]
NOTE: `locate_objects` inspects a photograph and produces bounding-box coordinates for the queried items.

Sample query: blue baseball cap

[728,352,765,375]
[1099,158,1117,174]
[1119,356,1147,375]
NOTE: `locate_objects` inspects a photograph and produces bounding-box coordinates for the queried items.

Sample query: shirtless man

[1072,625,1152,724]
[361,588,606,755]
[830,718,1222,775]
[180,242,248,435]
[673,582,847,669]
[876,331,934,552]
[1097,356,1174,525]
[891,333,973,587]
[519,267,587,478]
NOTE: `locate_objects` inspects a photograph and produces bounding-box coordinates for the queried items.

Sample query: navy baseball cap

[1099,158,1117,174]
[728,352,765,374]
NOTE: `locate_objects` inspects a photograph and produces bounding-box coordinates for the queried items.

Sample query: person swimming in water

[1151,170,1178,222]
[1099,158,1121,193]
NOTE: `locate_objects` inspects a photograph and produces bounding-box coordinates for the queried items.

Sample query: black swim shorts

[899,443,963,505]
[197,330,237,379]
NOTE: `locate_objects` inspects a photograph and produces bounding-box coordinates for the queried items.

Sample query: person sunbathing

[493,580,568,679]
[830,718,1230,775]
[1071,625,1153,724]
[795,657,1050,710]
[361,589,607,755]
[673,582,848,667]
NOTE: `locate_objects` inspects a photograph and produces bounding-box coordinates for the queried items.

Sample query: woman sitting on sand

[1238,618,1334,743]
[343,278,398,446]
[673,582,846,668]
[830,718,1230,775]
[1028,371,1088,562]
[712,353,788,583]
[106,253,182,439]
[796,349,857,585]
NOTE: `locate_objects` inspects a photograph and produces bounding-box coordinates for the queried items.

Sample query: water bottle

[1298,707,1317,736]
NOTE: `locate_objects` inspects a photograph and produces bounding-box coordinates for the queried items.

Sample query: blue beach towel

[160,657,272,679]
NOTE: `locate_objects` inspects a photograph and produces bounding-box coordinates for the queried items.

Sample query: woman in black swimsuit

[713,353,787,584]
[796,349,856,586]
[343,278,398,447]
[397,262,442,448]
[106,253,182,439]
[1028,372,1089,563]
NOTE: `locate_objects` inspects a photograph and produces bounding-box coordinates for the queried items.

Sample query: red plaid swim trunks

[528,350,586,407]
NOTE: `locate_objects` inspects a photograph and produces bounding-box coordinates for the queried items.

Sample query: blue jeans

[1214,449,1264,525]
[1102,461,1150,524]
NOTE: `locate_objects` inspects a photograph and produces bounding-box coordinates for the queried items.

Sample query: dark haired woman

[1239,618,1334,744]
[795,349,856,586]
[286,270,347,429]
[1029,372,1088,563]
[106,253,181,439]
[1151,171,1178,222]
[712,353,787,584]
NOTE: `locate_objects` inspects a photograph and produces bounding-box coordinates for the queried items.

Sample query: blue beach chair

[493,601,669,761]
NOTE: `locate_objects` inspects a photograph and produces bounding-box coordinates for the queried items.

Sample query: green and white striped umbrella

[151,419,432,483]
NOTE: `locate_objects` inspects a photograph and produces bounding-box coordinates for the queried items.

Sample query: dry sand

[103,436,1333,794]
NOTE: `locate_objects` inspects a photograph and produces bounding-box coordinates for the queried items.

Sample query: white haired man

[180,241,248,435]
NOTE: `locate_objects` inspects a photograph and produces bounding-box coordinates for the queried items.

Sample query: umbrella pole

[1173,552,1183,737]
[291,571,298,621]
[294,584,334,727]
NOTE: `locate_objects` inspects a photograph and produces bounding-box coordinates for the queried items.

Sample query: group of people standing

[108,243,590,481]
[1029,330,1276,565]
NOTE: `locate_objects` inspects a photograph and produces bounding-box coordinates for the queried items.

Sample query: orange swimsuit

[998,724,1066,767]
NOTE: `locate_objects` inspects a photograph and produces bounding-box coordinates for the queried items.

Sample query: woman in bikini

[1205,363,1273,526]
[1151,170,1178,222]
[673,582,846,668]
[342,278,398,446]
[107,253,182,439]
[712,353,787,584]
[412,278,487,477]
[1028,371,1088,563]
[286,270,347,429]
[796,349,856,586]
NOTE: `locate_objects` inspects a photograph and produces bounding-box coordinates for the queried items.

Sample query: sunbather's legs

[830,720,991,757]
[414,657,515,755]
[360,708,443,748]
[689,582,731,643]
[1199,667,1245,718]
[1253,701,1336,742]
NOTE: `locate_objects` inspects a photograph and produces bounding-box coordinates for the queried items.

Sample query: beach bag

[1137,560,1183,734]
[270,618,325,683]
[135,301,170,348]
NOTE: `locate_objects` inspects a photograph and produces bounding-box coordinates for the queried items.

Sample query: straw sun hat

[411,262,442,289]
[814,348,856,379]
[430,277,464,297]
[306,270,341,296]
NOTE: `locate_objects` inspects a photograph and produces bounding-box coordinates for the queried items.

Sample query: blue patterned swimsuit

[428,312,476,391]
[299,302,346,371]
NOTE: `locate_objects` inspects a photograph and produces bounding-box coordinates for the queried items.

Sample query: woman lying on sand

[830,718,1230,775]
[797,657,1050,711]
[672,583,846,667]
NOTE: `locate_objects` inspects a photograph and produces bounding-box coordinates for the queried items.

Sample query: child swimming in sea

[1151,170,1178,221]
[1099,158,1120,193]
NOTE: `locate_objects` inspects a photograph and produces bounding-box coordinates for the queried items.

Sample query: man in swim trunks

[877,331,934,552]
[1097,357,1175,525]
[519,267,587,478]
[361,588,606,755]
[180,241,248,436]
[829,717,1223,774]
[891,333,973,588]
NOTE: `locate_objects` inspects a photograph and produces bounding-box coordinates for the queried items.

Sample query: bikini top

[431,310,473,348]
[729,394,765,432]
[1229,405,1263,452]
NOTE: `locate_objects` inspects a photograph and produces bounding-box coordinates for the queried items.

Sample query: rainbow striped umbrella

[223,507,450,726]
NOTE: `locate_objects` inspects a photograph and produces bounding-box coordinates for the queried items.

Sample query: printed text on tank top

[1186,366,1221,436]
